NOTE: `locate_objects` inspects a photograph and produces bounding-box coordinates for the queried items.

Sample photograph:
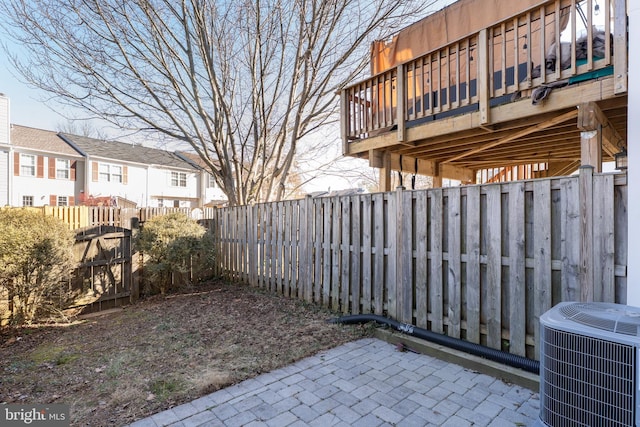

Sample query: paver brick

[440,414,473,427]
[296,389,321,406]
[372,405,404,424]
[455,406,492,427]
[291,404,321,422]
[351,413,384,427]
[151,409,180,426]
[432,399,462,417]
[225,410,258,427]
[399,413,430,427]
[330,404,361,424]
[266,411,298,427]
[390,396,421,415]
[180,410,219,427]
[310,396,340,414]
[211,403,238,421]
[475,400,504,418]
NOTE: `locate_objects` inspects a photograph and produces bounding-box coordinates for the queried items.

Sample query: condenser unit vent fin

[540,326,635,427]
[559,302,640,336]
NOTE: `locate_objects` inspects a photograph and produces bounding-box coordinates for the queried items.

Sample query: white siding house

[175,151,228,207]
[1,96,227,208]
[60,133,204,208]
[8,125,83,207]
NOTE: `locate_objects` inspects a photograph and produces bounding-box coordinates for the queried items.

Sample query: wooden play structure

[340,0,628,189]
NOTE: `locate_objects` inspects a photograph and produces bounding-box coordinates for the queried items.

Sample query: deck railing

[342,0,627,144]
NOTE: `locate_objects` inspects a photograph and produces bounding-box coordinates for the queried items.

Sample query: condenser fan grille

[540,326,636,427]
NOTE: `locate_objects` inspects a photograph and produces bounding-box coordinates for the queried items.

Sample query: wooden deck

[340,0,628,186]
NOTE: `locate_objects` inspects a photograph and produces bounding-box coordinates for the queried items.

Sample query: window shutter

[69,196,75,206]
[70,161,76,180]
[37,156,44,178]
[13,152,19,176]
[123,166,128,184]
[48,157,56,179]
[49,195,57,206]
[92,161,98,182]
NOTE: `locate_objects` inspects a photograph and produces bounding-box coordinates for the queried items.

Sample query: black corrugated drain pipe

[329,314,539,374]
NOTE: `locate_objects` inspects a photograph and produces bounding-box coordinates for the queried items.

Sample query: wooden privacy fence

[209,168,627,360]
[21,206,214,229]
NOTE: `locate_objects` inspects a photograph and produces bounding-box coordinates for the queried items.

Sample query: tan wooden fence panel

[209,170,628,360]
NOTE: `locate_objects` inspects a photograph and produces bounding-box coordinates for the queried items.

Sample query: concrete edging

[373,328,540,392]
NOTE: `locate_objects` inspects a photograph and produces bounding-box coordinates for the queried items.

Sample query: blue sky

[0,60,67,132]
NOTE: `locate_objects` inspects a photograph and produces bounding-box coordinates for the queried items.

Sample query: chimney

[0,94,9,145]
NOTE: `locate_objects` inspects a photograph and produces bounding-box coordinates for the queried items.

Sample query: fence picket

[508,182,526,356]
[465,186,481,344]
[430,189,444,333]
[331,199,341,311]
[351,196,362,314]
[415,191,428,328]
[485,185,502,350]
[373,194,385,315]
[447,187,461,338]
[341,197,351,313]
[361,195,373,313]
[323,199,332,306]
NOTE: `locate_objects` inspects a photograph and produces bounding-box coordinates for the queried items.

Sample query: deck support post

[578,102,604,172]
[579,129,602,172]
[432,163,443,188]
[379,151,392,192]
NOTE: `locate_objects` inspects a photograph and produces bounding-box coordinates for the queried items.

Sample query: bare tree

[0,0,431,205]
[56,120,110,140]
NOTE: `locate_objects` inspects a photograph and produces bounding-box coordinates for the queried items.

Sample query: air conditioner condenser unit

[535,301,640,427]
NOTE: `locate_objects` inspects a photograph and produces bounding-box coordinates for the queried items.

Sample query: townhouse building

[0,94,226,208]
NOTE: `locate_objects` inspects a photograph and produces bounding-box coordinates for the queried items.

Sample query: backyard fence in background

[208,168,627,360]
[0,170,628,360]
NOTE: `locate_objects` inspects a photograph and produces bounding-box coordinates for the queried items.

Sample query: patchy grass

[0,280,370,426]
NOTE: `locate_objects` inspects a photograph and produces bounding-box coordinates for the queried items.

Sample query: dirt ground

[0,280,372,426]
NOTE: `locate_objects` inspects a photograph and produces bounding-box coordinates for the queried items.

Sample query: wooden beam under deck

[347,76,626,180]
[347,78,623,157]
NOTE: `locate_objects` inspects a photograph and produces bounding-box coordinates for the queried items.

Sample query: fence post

[579,165,595,302]
[248,204,257,287]
[298,195,314,303]
[396,186,413,324]
[129,217,139,303]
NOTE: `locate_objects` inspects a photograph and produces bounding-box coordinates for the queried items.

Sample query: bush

[135,213,214,295]
[0,209,76,324]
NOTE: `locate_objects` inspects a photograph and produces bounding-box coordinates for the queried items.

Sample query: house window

[56,159,70,179]
[171,171,187,187]
[207,174,216,188]
[57,196,68,206]
[158,199,164,208]
[22,196,33,207]
[173,200,180,208]
[98,163,123,183]
[20,154,36,176]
